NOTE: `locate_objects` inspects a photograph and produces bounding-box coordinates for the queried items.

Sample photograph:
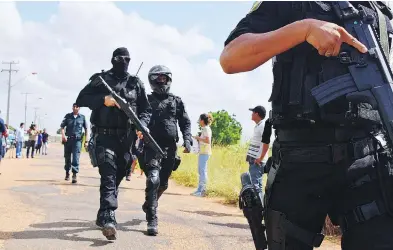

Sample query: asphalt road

[0,144,340,250]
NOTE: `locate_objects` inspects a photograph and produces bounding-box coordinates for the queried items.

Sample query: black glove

[183,140,192,153]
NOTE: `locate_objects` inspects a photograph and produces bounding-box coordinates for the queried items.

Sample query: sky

[0,1,274,143]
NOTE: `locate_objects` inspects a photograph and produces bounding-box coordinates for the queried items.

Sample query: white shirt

[16,127,24,142]
[246,120,268,163]
[199,126,212,155]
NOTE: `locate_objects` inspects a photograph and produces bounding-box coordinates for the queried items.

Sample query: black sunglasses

[113,55,131,63]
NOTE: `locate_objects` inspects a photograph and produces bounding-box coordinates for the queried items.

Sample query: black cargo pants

[95,133,135,212]
[265,128,393,250]
[140,141,177,221]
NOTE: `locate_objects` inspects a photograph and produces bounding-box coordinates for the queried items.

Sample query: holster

[239,172,267,250]
[88,134,98,167]
[173,155,181,171]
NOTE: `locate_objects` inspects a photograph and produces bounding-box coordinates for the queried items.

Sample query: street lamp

[13,73,38,126]
[22,96,42,127]
[12,72,38,88]
[33,107,40,125]
[38,113,47,129]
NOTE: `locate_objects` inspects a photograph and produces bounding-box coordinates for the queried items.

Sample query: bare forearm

[61,128,65,138]
[85,129,89,141]
[258,143,269,160]
[220,20,309,74]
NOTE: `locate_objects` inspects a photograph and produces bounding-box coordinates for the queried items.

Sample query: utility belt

[276,128,369,143]
[91,127,127,136]
[67,135,82,141]
[273,136,375,164]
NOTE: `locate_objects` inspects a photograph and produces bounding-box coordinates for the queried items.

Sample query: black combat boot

[147,219,158,236]
[65,172,70,181]
[96,210,103,228]
[146,207,158,236]
[97,209,118,240]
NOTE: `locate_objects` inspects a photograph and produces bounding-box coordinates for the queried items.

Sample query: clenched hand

[104,95,120,109]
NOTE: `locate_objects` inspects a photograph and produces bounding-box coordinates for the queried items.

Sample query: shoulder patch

[249,1,263,13]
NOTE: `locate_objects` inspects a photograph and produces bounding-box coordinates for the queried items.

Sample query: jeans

[42,142,48,155]
[249,161,264,199]
[197,154,210,193]
[64,139,82,174]
[26,140,35,158]
[16,141,22,158]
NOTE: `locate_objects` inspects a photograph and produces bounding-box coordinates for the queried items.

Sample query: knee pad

[147,169,160,189]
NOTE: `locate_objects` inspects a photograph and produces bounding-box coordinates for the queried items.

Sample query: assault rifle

[311,1,393,151]
[93,76,166,160]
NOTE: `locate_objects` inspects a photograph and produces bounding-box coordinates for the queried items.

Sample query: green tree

[202,110,242,146]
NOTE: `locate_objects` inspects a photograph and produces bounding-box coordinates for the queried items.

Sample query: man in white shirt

[15,123,25,159]
[246,106,269,198]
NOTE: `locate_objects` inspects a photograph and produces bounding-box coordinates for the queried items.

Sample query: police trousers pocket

[96,146,106,166]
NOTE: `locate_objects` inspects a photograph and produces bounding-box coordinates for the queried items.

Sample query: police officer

[222,2,393,250]
[60,103,88,184]
[141,65,192,236]
[75,47,151,240]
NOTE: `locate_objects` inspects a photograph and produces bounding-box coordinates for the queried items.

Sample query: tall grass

[171,144,253,204]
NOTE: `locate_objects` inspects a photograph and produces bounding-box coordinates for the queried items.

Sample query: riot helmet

[148,65,172,95]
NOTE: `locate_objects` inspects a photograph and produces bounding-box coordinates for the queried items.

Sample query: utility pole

[33,107,39,124]
[1,61,19,125]
[21,92,32,127]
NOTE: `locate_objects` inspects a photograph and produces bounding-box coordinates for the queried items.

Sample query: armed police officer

[221,2,393,250]
[140,65,192,236]
[75,47,151,241]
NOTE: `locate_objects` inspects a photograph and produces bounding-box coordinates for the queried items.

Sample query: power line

[1,61,19,125]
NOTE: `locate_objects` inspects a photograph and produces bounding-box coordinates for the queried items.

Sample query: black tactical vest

[269,1,393,130]
[148,93,179,142]
[90,70,140,129]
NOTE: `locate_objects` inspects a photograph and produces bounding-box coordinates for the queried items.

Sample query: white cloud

[0,1,273,143]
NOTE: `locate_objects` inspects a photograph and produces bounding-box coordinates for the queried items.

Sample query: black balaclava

[111,47,130,78]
